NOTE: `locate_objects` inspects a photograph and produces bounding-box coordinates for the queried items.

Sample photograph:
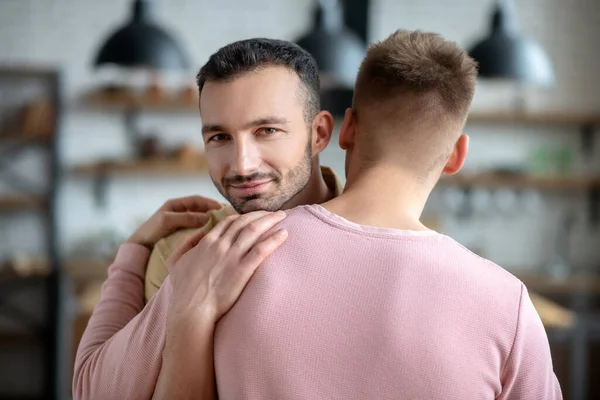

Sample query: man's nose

[230,138,261,176]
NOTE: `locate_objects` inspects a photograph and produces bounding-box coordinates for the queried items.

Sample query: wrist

[158,314,216,400]
[165,309,216,351]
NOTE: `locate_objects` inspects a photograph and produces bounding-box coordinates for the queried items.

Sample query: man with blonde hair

[155,29,562,399]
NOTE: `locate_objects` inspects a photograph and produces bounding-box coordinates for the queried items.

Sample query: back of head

[353,29,478,176]
[197,38,321,122]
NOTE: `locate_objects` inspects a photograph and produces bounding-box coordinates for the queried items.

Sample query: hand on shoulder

[165,210,289,328]
[127,195,222,250]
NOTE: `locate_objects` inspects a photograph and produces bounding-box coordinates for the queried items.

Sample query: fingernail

[276,211,286,217]
[277,229,288,237]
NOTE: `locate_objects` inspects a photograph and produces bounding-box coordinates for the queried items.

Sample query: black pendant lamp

[296,0,366,88]
[468,0,554,86]
[94,0,189,70]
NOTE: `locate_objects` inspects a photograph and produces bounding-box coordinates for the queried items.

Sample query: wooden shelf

[439,172,600,190]
[0,257,111,283]
[516,273,600,295]
[529,292,576,329]
[81,89,198,113]
[66,259,109,282]
[0,64,59,78]
[467,111,600,126]
[0,257,49,281]
[0,195,46,212]
[71,157,208,177]
[67,260,110,314]
[81,87,600,126]
[0,132,51,143]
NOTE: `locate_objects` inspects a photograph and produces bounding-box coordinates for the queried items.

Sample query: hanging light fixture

[94,0,189,70]
[296,0,366,88]
[468,0,554,86]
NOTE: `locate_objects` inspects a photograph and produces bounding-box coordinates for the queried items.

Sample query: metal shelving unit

[0,67,67,399]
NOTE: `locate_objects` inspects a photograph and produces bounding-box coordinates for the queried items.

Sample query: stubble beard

[214,140,313,214]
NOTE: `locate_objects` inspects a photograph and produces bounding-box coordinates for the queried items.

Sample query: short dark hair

[197,38,321,122]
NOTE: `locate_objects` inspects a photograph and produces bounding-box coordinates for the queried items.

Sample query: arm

[152,314,216,400]
[498,284,563,400]
[72,195,221,400]
[72,243,174,400]
[151,211,289,400]
[144,239,173,302]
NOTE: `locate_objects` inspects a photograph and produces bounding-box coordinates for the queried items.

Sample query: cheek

[205,148,227,181]
[260,137,307,171]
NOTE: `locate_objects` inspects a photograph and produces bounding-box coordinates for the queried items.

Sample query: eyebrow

[201,116,290,135]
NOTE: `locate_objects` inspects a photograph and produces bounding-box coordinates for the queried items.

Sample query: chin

[232,197,284,214]
[231,199,265,214]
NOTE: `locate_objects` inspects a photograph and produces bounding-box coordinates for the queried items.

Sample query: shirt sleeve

[72,243,174,400]
[497,284,563,400]
[144,238,171,303]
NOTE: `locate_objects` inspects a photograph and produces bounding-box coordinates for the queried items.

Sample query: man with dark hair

[141,38,342,302]
[73,37,343,400]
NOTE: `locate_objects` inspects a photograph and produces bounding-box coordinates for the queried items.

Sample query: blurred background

[0,0,598,398]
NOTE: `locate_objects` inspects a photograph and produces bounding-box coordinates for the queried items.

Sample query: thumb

[167,229,207,271]
[163,211,211,232]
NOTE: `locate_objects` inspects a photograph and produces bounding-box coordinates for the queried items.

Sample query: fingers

[204,211,258,241]
[218,211,276,245]
[215,227,288,319]
[242,228,289,267]
[162,195,222,213]
[161,211,211,231]
[167,229,207,268]
[229,211,287,255]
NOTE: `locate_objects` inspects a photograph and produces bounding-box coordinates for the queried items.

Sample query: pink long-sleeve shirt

[215,205,562,399]
[73,244,173,400]
[73,205,562,400]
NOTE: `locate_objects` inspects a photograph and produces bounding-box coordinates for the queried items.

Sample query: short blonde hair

[354,29,477,120]
[352,29,477,174]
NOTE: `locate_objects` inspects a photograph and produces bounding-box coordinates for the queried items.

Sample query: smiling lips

[229,180,273,196]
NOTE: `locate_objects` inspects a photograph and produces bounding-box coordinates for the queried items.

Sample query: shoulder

[453,237,521,281]
[280,205,321,226]
[441,235,524,293]
[433,236,527,336]
[156,204,239,256]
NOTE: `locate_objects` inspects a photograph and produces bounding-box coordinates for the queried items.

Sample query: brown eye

[261,128,278,135]
[209,134,229,142]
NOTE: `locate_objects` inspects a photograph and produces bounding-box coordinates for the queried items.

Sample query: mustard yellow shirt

[144,166,344,302]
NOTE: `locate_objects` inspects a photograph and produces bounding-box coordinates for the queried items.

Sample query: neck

[324,164,435,231]
[282,162,332,210]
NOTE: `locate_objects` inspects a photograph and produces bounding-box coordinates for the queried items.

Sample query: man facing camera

[142,38,344,302]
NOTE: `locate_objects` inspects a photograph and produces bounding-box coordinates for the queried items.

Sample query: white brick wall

[1,0,599,271]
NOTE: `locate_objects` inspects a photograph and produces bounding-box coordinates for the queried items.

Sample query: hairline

[198,64,318,124]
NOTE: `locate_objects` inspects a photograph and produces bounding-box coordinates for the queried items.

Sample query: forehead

[199,66,305,128]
